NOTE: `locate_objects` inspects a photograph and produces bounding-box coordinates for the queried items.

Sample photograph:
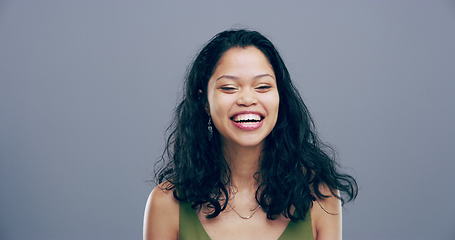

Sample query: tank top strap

[278,209,314,240]
[179,201,211,240]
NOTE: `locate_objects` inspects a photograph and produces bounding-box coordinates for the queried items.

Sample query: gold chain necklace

[227,184,261,220]
[228,202,261,219]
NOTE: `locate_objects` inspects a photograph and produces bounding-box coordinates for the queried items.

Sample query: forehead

[212,46,274,77]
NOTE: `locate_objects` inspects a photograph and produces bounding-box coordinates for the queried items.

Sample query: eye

[219,86,237,91]
[256,85,272,91]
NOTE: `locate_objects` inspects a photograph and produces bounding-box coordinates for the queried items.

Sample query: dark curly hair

[155,29,358,222]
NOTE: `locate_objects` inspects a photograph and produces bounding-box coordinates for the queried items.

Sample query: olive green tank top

[179,201,313,240]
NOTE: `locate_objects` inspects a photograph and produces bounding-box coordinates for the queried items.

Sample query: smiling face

[207,46,280,149]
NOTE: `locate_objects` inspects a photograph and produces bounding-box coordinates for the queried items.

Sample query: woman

[143,29,358,240]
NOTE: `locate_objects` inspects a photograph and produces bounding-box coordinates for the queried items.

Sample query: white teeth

[233,113,262,122]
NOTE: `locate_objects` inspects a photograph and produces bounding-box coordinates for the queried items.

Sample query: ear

[198,89,210,116]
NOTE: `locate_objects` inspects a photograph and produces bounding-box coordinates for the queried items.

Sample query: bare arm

[312,185,342,240]
[143,184,179,240]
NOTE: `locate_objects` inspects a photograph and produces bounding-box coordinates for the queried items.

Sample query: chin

[226,136,267,148]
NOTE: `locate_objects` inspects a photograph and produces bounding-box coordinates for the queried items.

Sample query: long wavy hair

[155,29,358,221]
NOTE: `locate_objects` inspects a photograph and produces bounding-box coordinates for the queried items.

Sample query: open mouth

[229,114,264,122]
[229,113,264,130]
[230,118,264,123]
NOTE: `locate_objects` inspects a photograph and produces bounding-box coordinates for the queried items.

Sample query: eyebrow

[216,73,275,81]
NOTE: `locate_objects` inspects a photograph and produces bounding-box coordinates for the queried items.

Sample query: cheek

[264,93,280,113]
[209,95,231,118]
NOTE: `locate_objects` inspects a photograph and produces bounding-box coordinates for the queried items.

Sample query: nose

[236,88,257,106]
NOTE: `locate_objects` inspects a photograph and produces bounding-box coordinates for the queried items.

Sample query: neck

[223,141,262,193]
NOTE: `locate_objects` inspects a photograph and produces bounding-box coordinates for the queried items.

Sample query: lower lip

[231,119,264,130]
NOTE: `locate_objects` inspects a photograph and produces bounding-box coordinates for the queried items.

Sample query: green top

[179,201,313,240]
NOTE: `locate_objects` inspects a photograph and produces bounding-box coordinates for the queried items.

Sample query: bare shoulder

[312,183,341,216]
[310,183,342,240]
[143,182,179,240]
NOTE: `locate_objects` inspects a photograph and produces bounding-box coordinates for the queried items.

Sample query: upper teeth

[233,113,262,122]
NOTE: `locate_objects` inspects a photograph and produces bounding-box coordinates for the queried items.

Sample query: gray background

[1,0,454,239]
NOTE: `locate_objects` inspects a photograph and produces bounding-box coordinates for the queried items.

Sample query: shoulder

[143,182,179,240]
[310,183,342,240]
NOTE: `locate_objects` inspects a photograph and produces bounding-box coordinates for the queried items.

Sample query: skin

[143,47,342,240]
[206,46,280,193]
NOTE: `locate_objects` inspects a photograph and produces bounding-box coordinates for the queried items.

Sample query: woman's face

[207,46,280,148]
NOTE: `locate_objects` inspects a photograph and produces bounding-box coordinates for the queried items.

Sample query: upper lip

[230,111,265,120]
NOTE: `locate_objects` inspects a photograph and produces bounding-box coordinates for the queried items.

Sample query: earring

[208,117,213,140]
